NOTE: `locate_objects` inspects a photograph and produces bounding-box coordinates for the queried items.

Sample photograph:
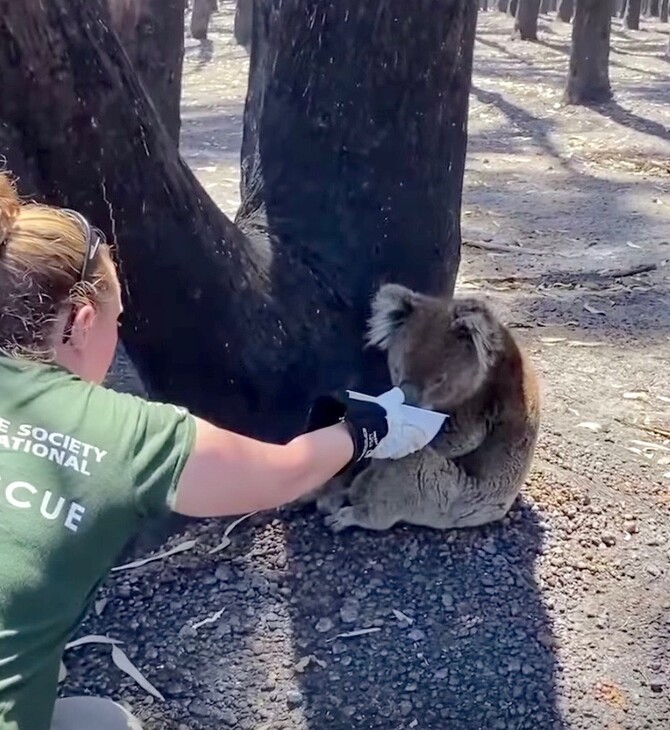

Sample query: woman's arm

[172,417,354,518]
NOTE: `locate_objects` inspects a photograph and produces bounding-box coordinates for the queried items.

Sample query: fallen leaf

[540,337,567,344]
[568,340,604,348]
[294,654,327,672]
[192,607,225,631]
[594,679,627,710]
[623,392,649,402]
[626,447,649,458]
[657,395,670,404]
[577,422,601,431]
[584,304,607,316]
[209,511,258,554]
[65,634,121,650]
[111,644,165,701]
[626,241,641,249]
[392,609,414,625]
[95,599,108,617]
[630,440,670,453]
[326,628,381,642]
[112,539,197,572]
[208,536,231,555]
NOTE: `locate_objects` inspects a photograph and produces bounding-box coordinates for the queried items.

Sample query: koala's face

[387,306,487,410]
[367,285,498,412]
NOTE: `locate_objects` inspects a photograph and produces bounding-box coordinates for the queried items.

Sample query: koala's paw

[323,507,358,533]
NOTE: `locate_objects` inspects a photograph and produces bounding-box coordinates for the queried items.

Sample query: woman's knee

[51,696,142,730]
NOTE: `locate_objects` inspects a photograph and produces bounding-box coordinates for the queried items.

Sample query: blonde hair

[0,171,113,360]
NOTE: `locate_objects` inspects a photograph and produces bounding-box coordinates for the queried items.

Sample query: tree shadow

[183,38,216,72]
[277,500,567,729]
[179,105,245,167]
[609,55,670,79]
[495,269,670,340]
[590,99,670,143]
[478,33,569,66]
[61,519,281,729]
[537,38,571,55]
[470,84,571,170]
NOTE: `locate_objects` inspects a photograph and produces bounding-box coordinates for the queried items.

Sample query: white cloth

[347,387,448,460]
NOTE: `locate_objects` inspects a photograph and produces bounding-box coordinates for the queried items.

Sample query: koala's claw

[324,507,357,533]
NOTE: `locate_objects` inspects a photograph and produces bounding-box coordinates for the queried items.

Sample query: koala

[321,283,541,533]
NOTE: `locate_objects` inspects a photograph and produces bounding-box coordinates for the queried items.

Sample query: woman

[0,171,435,730]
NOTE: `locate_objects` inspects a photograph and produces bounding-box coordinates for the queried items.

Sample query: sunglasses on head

[61,210,104,344]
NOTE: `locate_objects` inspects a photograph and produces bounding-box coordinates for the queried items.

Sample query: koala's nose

[399,380,421,406]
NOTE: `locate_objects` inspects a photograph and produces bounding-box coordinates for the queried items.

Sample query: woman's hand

[172,388,440,519]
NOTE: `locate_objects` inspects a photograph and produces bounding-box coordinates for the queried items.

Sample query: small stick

[616,418,670,441]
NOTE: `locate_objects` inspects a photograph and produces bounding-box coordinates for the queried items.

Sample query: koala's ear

[452,300,502,368]
[366,283,418,350]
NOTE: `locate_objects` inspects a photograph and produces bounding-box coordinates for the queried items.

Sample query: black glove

[305,390,389,470]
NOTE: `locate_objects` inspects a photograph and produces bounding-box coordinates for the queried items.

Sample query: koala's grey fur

[320,283,541,533]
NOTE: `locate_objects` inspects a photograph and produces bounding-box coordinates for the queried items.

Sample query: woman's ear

[66,303,97,352]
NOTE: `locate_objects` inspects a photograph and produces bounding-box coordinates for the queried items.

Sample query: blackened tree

[108,0,185,144]
[565,0,613,105]
[558,0,574,20]
[515,0,542,38]
[0,0,477,442]
[624,0,642,27]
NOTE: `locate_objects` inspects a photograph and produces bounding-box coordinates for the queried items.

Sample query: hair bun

[0,172,20,248]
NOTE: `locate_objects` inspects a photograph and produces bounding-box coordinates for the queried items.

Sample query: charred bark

[498,0,510,10]
[190,0,216,40]
[108,0,185,145]
[509,0,519,14]
[514,0,542,38]
[558,0,574,20]
[234,0,253,50]
[661,0,668,21]
[0,0,475,442]
[624,0,642,26]
[565,0,612,105]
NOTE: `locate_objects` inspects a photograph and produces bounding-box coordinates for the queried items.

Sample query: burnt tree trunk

[108,0,185,145]
[0,0,475,442]
[565,0,612,104]
[620,0,628,17]
[624,0,642,26]
[191,0,216,40]
[234,0,253,50]
[649,0,659,15]
[498,0,510,10]
[514,0,542,38]
[509,0,519,14]
[558,0,574,20]
[661,0,668,21]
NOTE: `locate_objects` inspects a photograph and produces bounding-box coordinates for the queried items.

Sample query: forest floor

[61,7,670,730]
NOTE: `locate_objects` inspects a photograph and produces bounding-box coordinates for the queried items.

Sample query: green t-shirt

[0,356,196,730]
